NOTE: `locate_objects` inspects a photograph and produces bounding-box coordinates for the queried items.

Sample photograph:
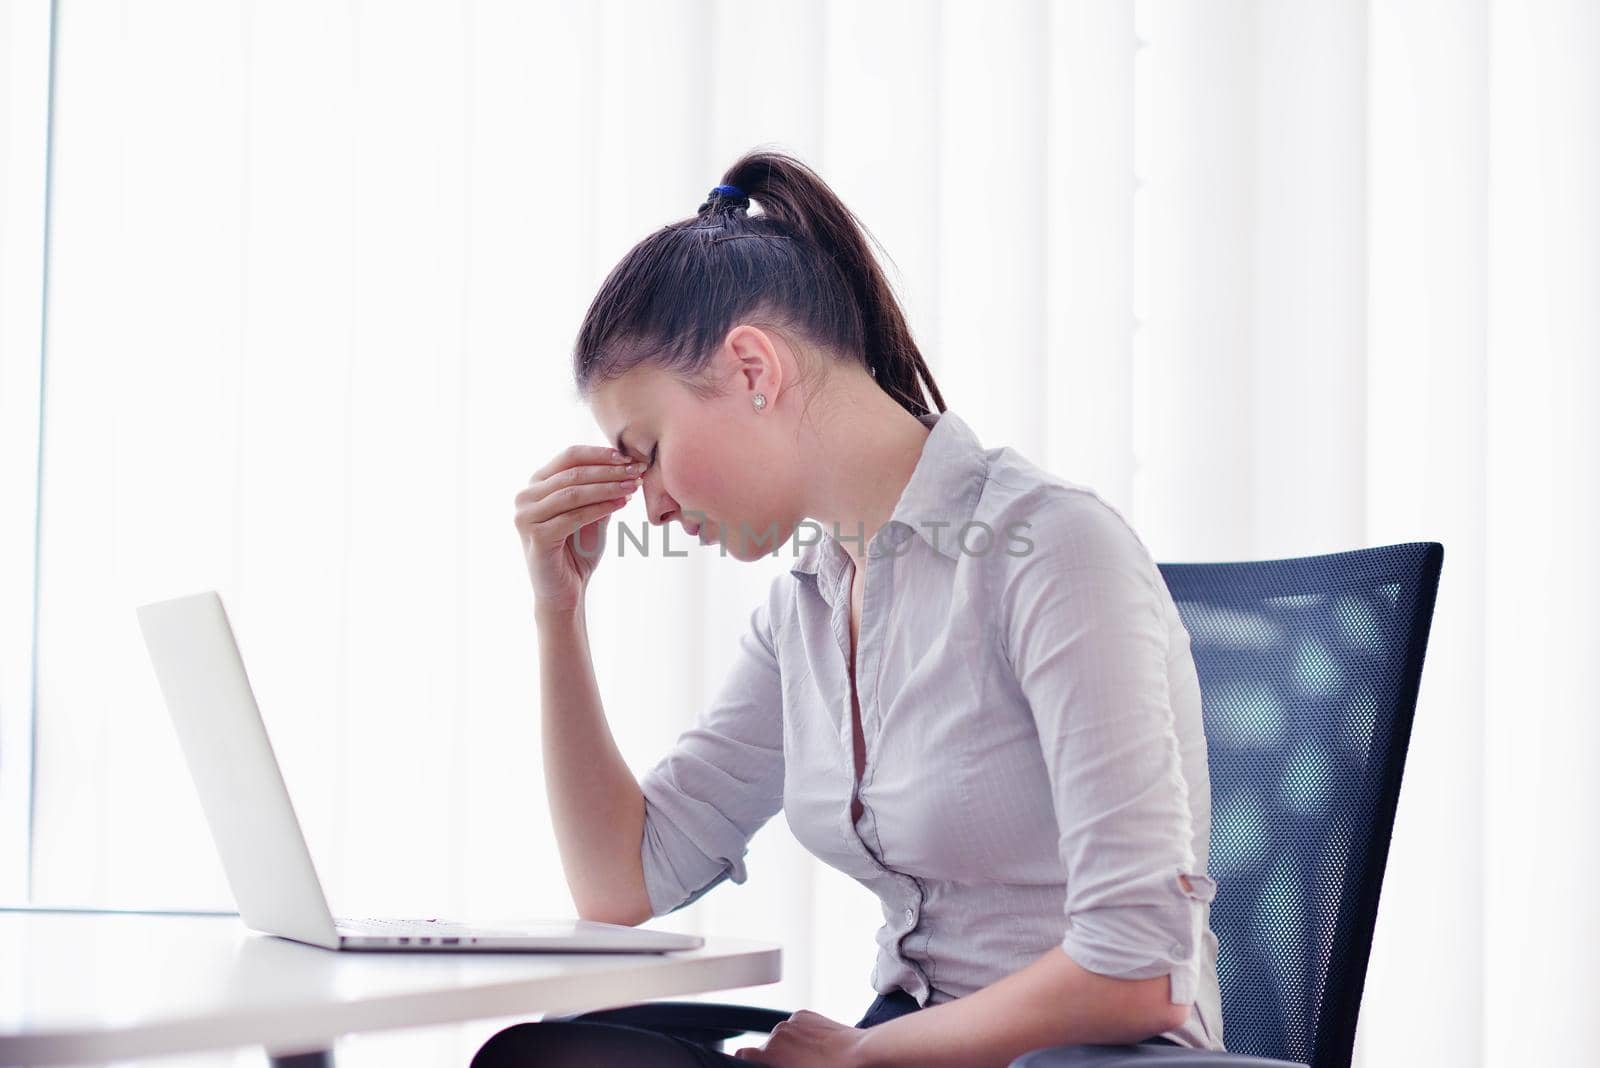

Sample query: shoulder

[969,453,1175,668]
[971,447,1161,580]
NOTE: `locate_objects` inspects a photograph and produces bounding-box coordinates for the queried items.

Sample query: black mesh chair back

[1156,541,1443,1068]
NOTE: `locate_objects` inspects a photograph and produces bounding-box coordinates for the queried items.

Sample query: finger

[518,461,644,504]
[516,478,639,528]
[531,444,631,483]
[515,482,628,535]
[539,496,630,545]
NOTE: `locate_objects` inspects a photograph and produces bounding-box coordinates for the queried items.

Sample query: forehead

[588,365,673,440]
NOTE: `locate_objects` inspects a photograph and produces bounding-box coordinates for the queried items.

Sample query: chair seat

[1011,1042,1308,1068]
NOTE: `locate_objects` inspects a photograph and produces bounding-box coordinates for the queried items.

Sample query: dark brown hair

[571,147,945,420]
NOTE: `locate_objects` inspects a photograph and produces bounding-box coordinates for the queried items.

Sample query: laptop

[135,589,703,955]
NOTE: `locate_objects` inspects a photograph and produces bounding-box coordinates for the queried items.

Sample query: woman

[491,150,1223,1067]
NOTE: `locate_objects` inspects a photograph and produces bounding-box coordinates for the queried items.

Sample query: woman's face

[588,338,806,562]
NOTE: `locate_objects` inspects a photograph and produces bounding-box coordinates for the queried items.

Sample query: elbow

[1110,976,1190,1040]
[573,885,654,928]
[1149,995,1191,1037]
[569,850,655,927]
[1057,944,1194,1041]
[1132,972,1191,1037]
[576,900,652,927]
[1117,968,1195,1040]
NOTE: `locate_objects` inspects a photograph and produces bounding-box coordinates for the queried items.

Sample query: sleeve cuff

[639,784,752,916]
[1059,872,1217,1004]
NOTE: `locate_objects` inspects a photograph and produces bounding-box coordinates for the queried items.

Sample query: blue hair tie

[699,183,750,214]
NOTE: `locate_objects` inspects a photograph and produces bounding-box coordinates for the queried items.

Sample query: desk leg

[267,1050,332,1067]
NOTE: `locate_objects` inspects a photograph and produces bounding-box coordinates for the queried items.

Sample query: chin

[720,516,795,562]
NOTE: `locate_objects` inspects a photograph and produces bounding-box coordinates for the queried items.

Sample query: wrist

[534,599,584,629]
[852,1025,886,1068]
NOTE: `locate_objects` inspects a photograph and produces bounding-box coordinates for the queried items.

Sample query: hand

[732,1010,870,1067]
[513,444,642,614]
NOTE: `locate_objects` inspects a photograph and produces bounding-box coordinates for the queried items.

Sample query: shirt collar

[789,408,989,582]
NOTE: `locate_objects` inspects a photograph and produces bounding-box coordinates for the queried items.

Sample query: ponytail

[573,146,946,420]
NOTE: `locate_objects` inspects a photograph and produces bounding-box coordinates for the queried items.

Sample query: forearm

[854,946,1185,1068]
[536,601,651,925]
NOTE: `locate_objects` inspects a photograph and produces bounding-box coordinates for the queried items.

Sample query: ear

[723,324,784,406]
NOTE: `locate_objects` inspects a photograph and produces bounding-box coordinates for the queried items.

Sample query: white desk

[0,910,781,1066]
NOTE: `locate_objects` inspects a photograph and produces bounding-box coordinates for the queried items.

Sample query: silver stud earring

[752,392,767,411]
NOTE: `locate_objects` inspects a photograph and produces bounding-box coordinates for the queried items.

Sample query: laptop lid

[136,590,340,948]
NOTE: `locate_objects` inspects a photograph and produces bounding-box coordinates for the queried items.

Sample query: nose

[643,473,676,527]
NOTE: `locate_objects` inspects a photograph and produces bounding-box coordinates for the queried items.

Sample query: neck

[799,376,934,572]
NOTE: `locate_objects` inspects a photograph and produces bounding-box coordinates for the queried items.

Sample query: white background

[1,1,1595,1065]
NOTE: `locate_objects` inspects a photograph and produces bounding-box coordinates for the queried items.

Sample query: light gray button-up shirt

[637,409,1224,1051]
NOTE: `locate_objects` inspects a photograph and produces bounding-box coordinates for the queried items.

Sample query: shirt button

[1170,943,1185,956]
[904,907,915,924]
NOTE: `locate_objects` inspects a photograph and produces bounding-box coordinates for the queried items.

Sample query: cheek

[661,437,732,511]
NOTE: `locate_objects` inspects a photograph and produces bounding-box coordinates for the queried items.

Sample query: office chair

[540,541,1445,1068]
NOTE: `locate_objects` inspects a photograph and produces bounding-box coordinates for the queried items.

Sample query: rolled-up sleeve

[1001,491,1218,1005]
[638,586,786,917]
